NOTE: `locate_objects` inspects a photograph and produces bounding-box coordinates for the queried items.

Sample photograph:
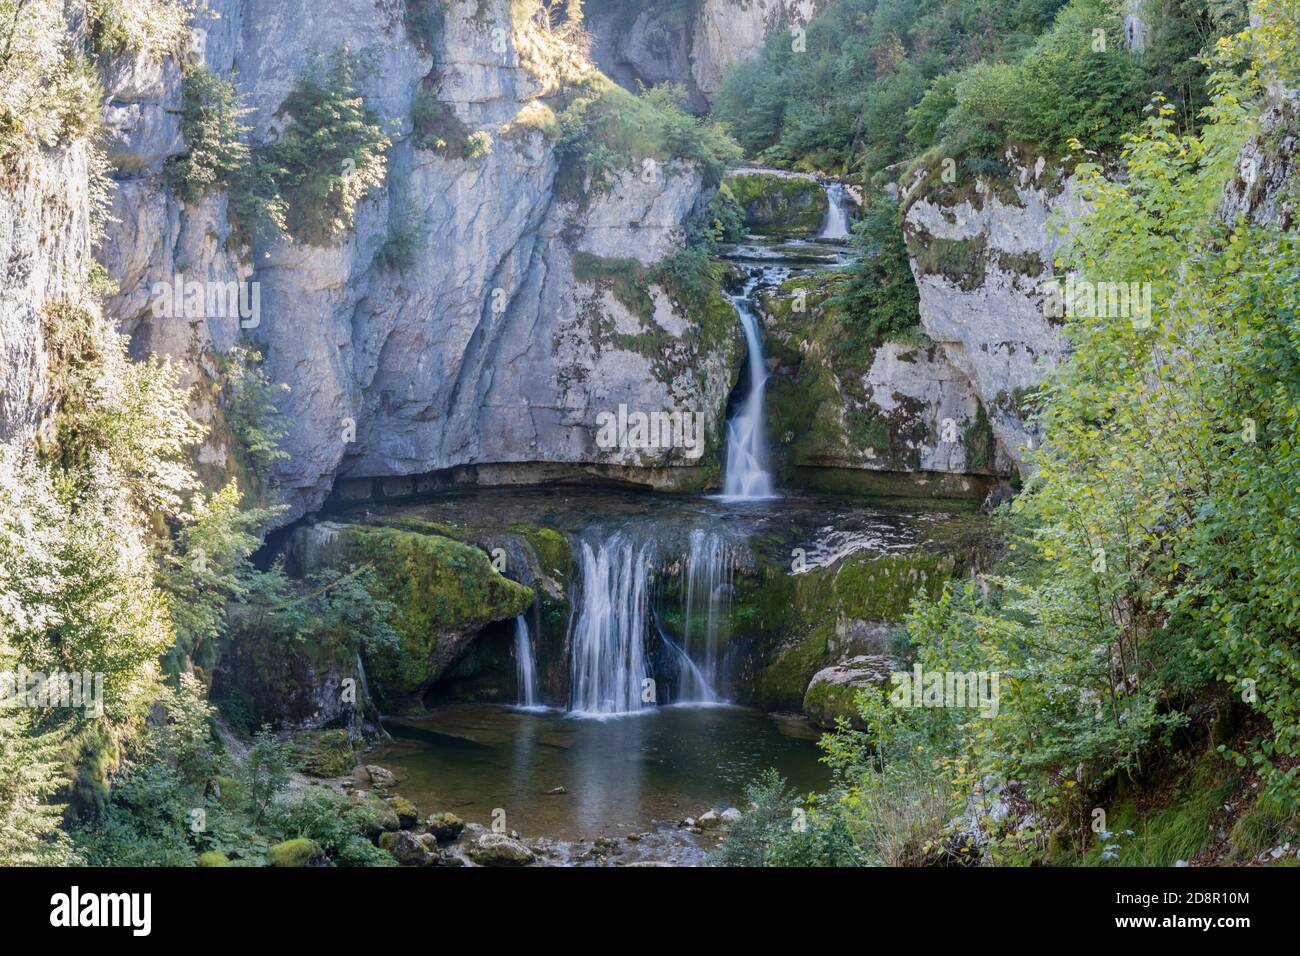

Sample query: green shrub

[405,0,445,53]
[557,78,741,194]
[236,48,392,245]
[166,67,252,203]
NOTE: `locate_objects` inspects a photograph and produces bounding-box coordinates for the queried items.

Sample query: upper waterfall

[721,278,777,500]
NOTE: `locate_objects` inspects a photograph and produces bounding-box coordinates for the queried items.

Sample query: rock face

[902,161,1081,476]
[96,0,742,524]
[0,142,95,445]
[587,0,821,109]
[802,654,894,729]
[1221,85,1298,229]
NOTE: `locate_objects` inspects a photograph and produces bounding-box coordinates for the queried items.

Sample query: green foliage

[87,0,192,57]
[557,78,741,193]
[232,49,392,245]
[217,345,290,482]
[165,67,252,204]
[713,769,865,866]
[374,223,427,272]
[162,479,281,676]
[714,0,1238,179]
[263,789,395,866]
[829,191,920,340]
[405,0,445,53]
[0,0,102,161]
[239,725,295,823]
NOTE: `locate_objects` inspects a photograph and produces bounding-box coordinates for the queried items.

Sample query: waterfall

[514,615,539,708]
[678,529,730,701]
[721,287,776,500]
[569,534,656,716]
[820,182,851,240]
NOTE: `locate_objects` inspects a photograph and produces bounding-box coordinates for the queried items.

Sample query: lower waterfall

[514,615,539,708]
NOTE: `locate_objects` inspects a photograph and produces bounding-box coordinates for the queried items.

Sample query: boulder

[803,655,895,729]
[697,810,723,829]
[386,795,420,829]
[468,832,535,867]
[721,807,742,824]
[350,792,400,837]
[267,838,322,867]
[427,812,466,843]
[383,829,436,867]
[365,765,398,789]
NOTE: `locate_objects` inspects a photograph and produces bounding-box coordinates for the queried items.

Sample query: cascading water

[678,529,731,701]
[820,182,851,240]
[514,615,539,708]
[721,279,776,500]
[568,534,656,716]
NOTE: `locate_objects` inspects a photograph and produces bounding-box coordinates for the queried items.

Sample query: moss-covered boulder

[386,795,420,829]
[468,832,534,866]
[267,838,322,867]
[293,729,357,778]
[427,811,466,843]
[724,172,828,236]
[759,274,999,495]
[210,603,379,737]
[350,792,400,838]
[733,548,966,711]
[344,526,535,707]
[198,850,231,867]
[802,655,894,729]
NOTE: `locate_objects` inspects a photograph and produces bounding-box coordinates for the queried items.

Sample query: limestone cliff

[901,160,1080,476]
[99,0,741,523]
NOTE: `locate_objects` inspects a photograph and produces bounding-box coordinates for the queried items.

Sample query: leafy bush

[713,770,865,867]
[0,0,103,161]
[166,67,252,203]
[405,0,445,53]
[557,78,741,193]
[234,49,392,245]
[829,192,920,343]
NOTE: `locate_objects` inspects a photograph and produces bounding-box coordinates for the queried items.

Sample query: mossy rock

[344,526,535,705]
[350,792,401,837]
[293,729,357,778]
[212,775,245,810]
[735,550,961,710]
[386,795,420,829]
[723,173,828,236]
[267,838,322,867]
[198,850,231,867]
[427,811,466,843]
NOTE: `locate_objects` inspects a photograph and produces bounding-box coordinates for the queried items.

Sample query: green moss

[962,400,995,472]
[910,231,989,291]
[517,527,570,578]
[385,795,420,829]
[293,729,356,778]
[198,850,232,867]
[803,680,873,729]
[723,173,828,236]
[737,549,962,710]
[267,838,322,867]
[346,526,535,705]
